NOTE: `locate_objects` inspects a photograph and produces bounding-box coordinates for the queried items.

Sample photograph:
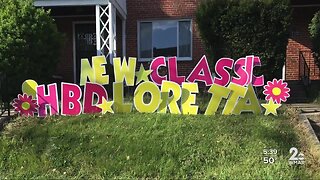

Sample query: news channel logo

[262,147,305,165]
[288,147,305,165]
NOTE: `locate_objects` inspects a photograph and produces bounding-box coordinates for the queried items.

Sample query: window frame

[137,19,193,62]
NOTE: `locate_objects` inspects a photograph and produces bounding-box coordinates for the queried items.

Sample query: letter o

[134,82,161,113]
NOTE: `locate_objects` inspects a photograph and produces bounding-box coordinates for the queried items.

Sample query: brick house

[34,0,320,90]
[286,0,320,82]
[34,0,205,84]
[284,0,320,102]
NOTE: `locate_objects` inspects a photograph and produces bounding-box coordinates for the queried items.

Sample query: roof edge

[34,0,109,7]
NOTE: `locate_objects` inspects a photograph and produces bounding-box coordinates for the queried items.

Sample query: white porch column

[109,3,116,63]
[95,5,102,56]
[95,2,116,63]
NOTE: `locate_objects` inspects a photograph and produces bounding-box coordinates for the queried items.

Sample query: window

[138,20,192,61]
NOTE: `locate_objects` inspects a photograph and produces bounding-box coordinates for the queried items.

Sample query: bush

[309,11,320,66]
[0,0,63,99]
[196,0,291,80]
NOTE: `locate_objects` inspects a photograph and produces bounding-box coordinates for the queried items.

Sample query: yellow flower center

[272,87,281,96]
[22,102,30,110]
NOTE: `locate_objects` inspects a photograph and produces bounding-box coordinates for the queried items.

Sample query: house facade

[34,0,320,87]
[34,0,205,84]
[286,0,320,83]
[34,0,127,83]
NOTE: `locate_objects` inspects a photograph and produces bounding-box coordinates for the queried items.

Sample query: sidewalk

[288,103,320,148]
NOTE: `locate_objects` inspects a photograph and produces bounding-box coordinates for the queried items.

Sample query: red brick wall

[286,6,320,80]
[126,0,207,77]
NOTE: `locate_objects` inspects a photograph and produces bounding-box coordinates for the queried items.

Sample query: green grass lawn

[0,113,318,179]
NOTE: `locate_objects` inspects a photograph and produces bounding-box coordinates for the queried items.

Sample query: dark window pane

[140,22,152,58]
[179,21,191,57]
[153,21,177,57]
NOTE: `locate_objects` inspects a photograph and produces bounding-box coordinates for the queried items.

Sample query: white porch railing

[95,3,116,61]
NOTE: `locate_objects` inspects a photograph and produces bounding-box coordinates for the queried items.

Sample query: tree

[0,0,63,99]
[309,11,320,67]
[196,0,291,80]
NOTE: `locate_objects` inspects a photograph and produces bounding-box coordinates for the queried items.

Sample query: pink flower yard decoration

[263,79,290,104]
[12,94,38,117]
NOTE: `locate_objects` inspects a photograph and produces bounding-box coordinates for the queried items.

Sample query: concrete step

[288,103,320,108]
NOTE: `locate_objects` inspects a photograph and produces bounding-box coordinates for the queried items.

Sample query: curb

[299,114,320,150]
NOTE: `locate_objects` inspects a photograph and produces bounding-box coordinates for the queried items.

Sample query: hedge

[0,0,63,99]
[309,11,320,66]
[196,0,291,80]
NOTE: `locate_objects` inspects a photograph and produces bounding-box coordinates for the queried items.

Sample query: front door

[74,23,96,84]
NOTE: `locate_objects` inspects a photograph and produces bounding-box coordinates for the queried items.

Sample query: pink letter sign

[252,56,264,86]
[61,83,82,116]
[213,58,234,86]
[231,57,249,86]
[168,57,185,85]
[187,55,213,86]
[150,56,167,86]
[36,83,59,117]
[83,82,108,114]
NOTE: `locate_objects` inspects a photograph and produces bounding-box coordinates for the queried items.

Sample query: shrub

[196,0,291,80]
[0,0,63,99]
[309,11,320,66]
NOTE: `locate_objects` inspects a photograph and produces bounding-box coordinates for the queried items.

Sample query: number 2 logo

[289,147,299,161]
